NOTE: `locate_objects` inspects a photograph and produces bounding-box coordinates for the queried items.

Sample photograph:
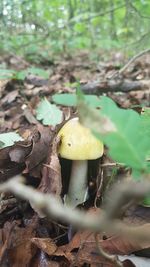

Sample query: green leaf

[52,93,101,108]
[52,93,76,106]
[0,67,49,81]
[14,70,27,80]
[100,97,149,170]
[36,98,63,126]
[142,196,150,207]
[0,69,15,79]
[0,141,5,148]
[77,95,150,173]
[0,132,23,148]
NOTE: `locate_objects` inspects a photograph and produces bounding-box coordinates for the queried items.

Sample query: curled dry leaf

[31,237,57,255]
[31,238,74,267]
[1,89,18,105]
[31,237,72,266]
[32,250,70,267]
[9,140,32,163]
[0,124,52,182]
[24,124,52,178]
[38,134,62,196]
[30,131,62,216]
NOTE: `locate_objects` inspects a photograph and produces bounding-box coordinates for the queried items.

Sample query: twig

[94,167,104,207]
[100,162,123,167]
[110,48,150,78]
[0,176,150,242]
[94,233,123,267]
[119,49,150,74]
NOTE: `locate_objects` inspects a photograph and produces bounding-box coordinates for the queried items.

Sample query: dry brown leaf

[0,219,37,267]
[24,124,52,178]
[31,237,57,255]
[56,206,150,267]
[0,80,9,98]
[0,145,25,182]
[124,205,150,225]
[23,107,39,124]
[58,232,139,266]
[31,250,69,267]
[31,237,72,266]
[58,225,150,266]
[39,134,62,196]
[9,140,32,163]
[1,90,18,104]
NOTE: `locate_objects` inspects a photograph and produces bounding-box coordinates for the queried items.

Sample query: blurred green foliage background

[0,0,150,58]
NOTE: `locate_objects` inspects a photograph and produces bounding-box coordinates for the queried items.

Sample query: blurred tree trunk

[109,0,118,40]
[67,0,74,20]
[20,1,26,29]
[32,0,38,33]
[8,0,15,33]
[88,0,96,48]
[124,0,130,29]
[0,0,6,27]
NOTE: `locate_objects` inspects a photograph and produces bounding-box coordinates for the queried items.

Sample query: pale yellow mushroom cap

[57,117,103,160]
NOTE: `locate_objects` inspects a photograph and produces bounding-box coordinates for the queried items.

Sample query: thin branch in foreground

[94,233,123,267]
[110,48,150,78]
[118,48,150,75]
[0,176,150,242]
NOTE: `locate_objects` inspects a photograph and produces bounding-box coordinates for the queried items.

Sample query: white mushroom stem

[66,160,88,207]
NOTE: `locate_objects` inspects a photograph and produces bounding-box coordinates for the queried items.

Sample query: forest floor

[0,50,150,267]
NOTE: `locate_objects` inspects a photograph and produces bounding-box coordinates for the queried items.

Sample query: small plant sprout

[57,117,103,207]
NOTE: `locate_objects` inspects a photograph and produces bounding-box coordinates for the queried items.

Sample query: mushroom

[57,117,103,207]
